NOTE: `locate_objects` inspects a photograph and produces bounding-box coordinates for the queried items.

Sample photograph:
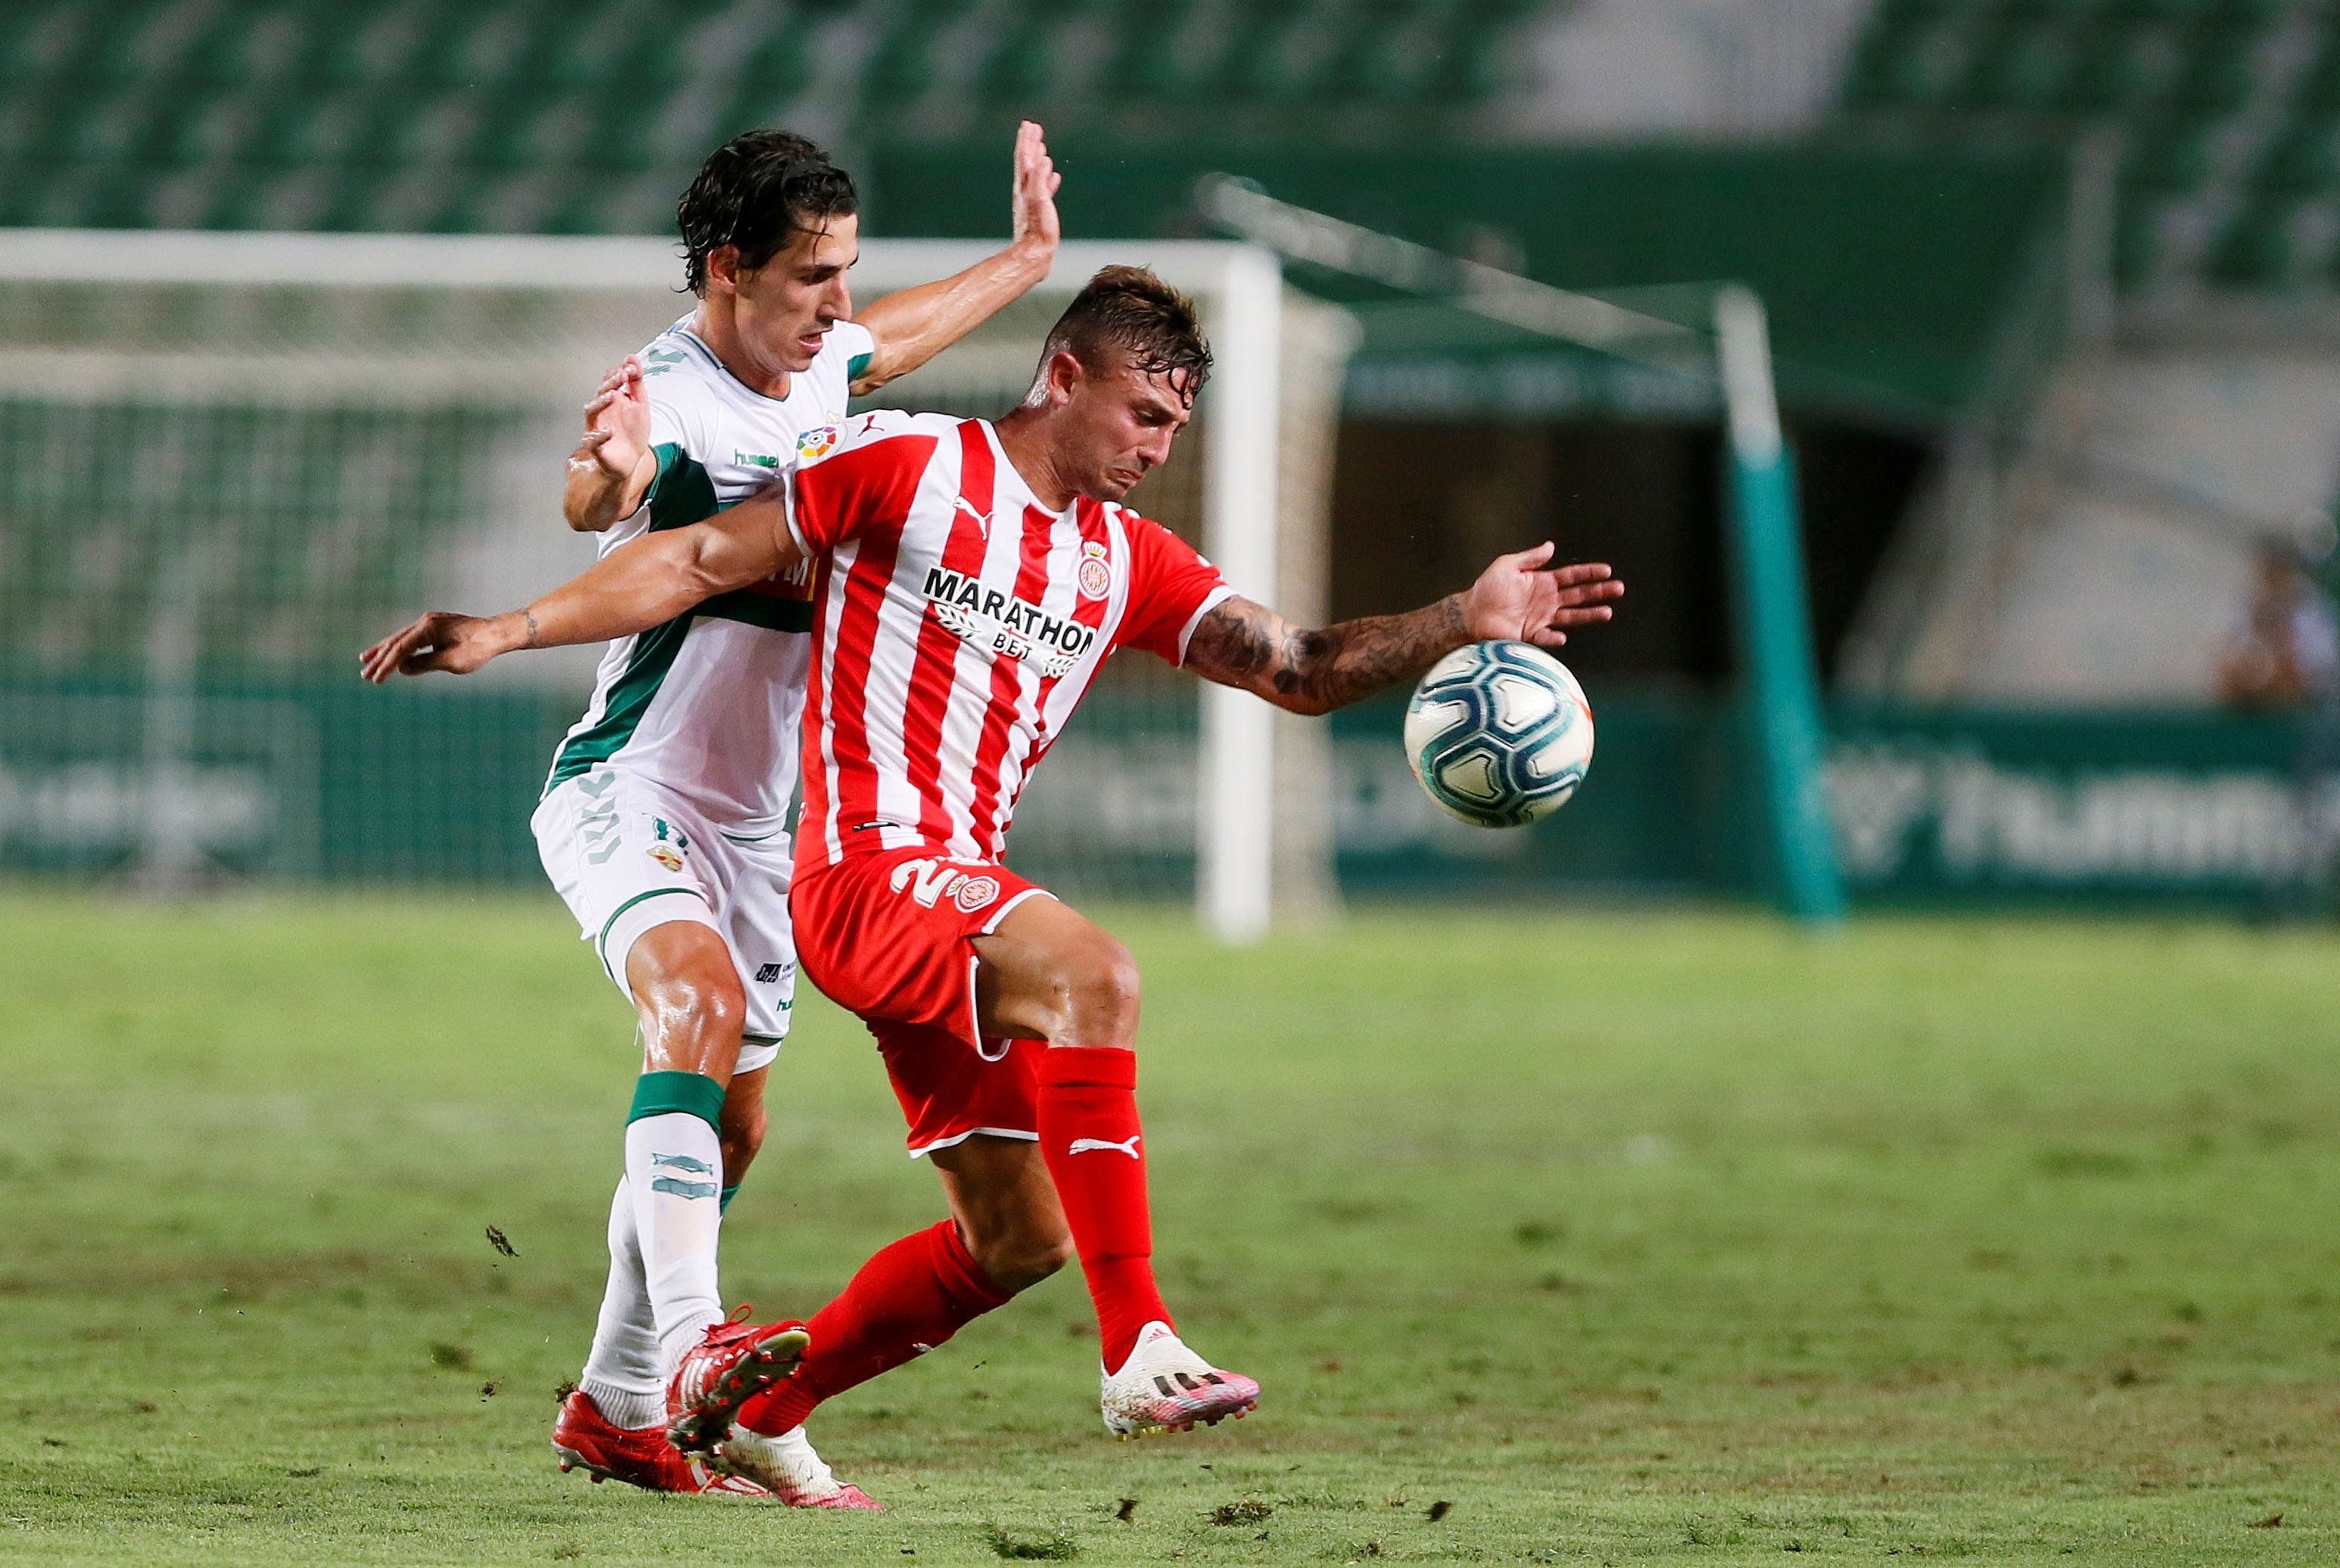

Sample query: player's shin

[736,1219,1010,1436]
[577,1175,666,1430]
[625,1071,730,1373]
[1035,1044,1171,1370]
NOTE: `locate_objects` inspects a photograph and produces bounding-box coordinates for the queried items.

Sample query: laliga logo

[889,857,1002,913]
[1076,539,1112,601]
[797,424,838,460]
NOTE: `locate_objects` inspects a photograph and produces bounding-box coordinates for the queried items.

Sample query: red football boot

[666,1308,812,1459]
[549,1389,771,1496]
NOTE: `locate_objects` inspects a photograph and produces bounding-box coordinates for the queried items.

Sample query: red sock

[738,1219,1010,1435]
[1036,1044,1172,1371]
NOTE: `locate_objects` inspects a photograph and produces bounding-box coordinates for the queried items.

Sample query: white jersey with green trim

[544,315,877,831]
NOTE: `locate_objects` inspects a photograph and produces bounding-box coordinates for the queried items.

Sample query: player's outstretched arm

[564,356,657,532]
[1184,544,1622,717]
[846,121,1060,395]
[358,488,803,683]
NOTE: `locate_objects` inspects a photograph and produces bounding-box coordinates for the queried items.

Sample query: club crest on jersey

[888,857,1001,913]
[921,565,1097,680]
[1076,539,1112,601]
[797,425,838,460]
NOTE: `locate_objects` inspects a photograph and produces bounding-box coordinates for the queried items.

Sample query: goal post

[1714,287,1846,924]
[0,230,1320,932]
[1195,179,1846,924]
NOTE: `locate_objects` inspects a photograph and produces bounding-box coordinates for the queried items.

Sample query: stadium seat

[140,91,248,172]
[1207,0,1317,104]
[861,0,979,115]
[2064,23,2188,114]
[2203,196,2295,285]
[976,5,1067,110]
[183,7,309,94]
[2252,115,2340,192]
[2167,23,2265,114]
[2123,114,2219,194]
[1954,26,2075,112]
[1314,14,1416,106]
[2112,198,2169,286]
[1421,0,1536,106]
[1106,0,1204,105]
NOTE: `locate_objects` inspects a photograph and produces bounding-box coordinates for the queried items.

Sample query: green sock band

[628,1070,724,1133]
[719,1185,740,1215]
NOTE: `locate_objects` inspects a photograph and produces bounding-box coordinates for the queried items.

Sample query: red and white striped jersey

[785,410,1233,868]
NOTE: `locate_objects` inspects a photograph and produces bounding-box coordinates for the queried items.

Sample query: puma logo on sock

[1068,1135,1142,1158]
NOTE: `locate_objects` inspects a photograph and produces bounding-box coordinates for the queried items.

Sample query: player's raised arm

[562,355,657,532]
[845,121,1060,395]
[358,485,805,683]
[1183,544,1622,717]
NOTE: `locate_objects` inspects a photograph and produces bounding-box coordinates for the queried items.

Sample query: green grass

[3,893,2338,1564]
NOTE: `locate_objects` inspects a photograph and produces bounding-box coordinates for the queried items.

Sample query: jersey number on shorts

[888,858,1002,915]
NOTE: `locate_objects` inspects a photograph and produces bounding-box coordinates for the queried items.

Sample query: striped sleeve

[1112,512,1235,666]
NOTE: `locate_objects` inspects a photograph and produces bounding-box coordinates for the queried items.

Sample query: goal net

[0,232,1350,935]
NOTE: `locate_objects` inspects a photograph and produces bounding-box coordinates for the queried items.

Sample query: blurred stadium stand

[0,0,1564,232]
[1837,0,2340,294]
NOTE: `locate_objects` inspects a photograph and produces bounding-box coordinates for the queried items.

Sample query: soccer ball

[1403,641,1594,828]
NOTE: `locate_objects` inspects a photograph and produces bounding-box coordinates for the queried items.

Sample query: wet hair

[675,130,859,296]
[1036,266,1213,397]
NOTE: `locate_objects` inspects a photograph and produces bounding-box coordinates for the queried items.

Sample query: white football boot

[1098,1321,1260,1438]
[709,1423,883,1510]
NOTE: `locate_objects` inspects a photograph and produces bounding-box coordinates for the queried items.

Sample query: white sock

[625,1111,727,1376]
[577,1175,665,1430]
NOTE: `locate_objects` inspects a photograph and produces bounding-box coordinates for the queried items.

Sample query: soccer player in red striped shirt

[364,267,1621,1484]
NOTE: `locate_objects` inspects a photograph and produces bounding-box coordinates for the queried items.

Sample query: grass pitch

[2,894,2338,1565]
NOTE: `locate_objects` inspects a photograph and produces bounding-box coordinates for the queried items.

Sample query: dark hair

[675,131,859,296]
[1038,266,1213,395]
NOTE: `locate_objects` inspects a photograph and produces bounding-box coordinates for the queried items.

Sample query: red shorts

[790,845,1054,1158]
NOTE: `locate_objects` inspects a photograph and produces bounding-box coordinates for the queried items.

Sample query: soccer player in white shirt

[366,269,1621,1483]
[498,125,1059,1505]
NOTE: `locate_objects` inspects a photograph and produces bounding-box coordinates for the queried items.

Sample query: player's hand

[1008,121,1060,266]
[570,355,651,481]
[358,610,524,684]
[1458,543,1622,649]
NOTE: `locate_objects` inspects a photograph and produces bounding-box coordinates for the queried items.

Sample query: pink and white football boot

[712,1422,884,1510]
[666,1309,811,1459]
[550,1389,771,1497]
[1098,1321,1260,1438]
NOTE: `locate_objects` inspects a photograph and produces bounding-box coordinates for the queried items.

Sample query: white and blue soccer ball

[1403,641,1595,828]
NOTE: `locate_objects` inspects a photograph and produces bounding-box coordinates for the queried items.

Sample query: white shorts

[532,767,796,1075]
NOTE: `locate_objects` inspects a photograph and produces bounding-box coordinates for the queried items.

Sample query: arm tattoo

[522,609,540,650]
[1188,595,1468,715]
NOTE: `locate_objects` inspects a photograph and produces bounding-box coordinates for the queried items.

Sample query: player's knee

[974,1222,1074,1294]
[629,937,746,1074]
[1062,936,1141,1047]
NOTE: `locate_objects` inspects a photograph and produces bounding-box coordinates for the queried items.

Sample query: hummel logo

[647,1150,718,1200]
[1068,1135,1142,1158]
[954,495,992,535]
